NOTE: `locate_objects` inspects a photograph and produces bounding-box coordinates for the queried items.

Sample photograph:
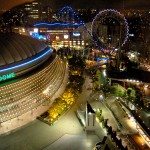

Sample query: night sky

[0,0,33,10]
[0,0,149,11]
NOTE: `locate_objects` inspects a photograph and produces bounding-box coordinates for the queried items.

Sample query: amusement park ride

[91,9,129,69]
[32,6,129,69]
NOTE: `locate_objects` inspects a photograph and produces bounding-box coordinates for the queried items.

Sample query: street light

[99,95,104,101]
[103,70,107,77]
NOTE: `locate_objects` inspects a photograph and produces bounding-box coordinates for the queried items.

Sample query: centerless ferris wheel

[91,9,129,53]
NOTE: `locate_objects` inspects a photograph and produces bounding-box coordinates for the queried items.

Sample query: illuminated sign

[31,32,47,40]
[64,34,69,39]
[73,32,80,37]
[129,34,134,37]
[0,73,16,82]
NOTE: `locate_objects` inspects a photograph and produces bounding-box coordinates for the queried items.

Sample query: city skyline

[0,1,149,150]
[0,0,150,11]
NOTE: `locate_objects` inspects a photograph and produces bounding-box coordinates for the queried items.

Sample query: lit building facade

[24,2,39,19]
[19,24,86,50]
[0,33,68,133]
[24,1,53,22]
[43,29,85,49]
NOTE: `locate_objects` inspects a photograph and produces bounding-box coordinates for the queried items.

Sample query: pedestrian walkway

[43,134,99,150]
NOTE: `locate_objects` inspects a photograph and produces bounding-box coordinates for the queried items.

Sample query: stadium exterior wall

[0,55,68,134]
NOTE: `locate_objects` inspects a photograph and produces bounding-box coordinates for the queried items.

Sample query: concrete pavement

[0,76,101,150]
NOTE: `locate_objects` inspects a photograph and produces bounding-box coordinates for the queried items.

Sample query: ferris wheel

[91,9,129,51]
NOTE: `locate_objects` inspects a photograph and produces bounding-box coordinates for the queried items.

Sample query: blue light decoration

[34,22,84,28]
[96,57,109,62]
[31,32,47,40]
[57,6,84,24]
[33,6,85,29]
[0,47,52,74]
[33,6,97,51]
[73,32,81,37]
[57,6,95,48]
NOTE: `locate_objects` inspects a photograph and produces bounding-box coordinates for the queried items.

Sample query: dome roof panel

[0,33,47,67]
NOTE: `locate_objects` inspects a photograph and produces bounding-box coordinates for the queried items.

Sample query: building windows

[64,34,69,39]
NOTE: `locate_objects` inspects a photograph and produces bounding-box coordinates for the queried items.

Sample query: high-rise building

[24,1,40,20]
[23,1,55,23]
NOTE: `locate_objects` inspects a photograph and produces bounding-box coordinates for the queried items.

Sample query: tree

[134,88,144,108]
[126,88,136,101]
[112,84,126,97]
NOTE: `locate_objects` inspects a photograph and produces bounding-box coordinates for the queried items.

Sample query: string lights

[91,9,129,50]
[0,56,67,122]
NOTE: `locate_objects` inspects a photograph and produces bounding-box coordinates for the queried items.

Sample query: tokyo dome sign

[0,72,16,82]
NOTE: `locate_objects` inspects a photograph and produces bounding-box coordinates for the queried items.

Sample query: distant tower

[85,102,96,130]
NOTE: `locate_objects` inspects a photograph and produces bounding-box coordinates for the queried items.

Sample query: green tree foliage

[68,75,85,93]
[111,84,126,97]
[127,87,144,108]
[68,56,85,69]
[126,87,136,101]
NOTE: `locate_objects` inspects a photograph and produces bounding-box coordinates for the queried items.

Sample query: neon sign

[34,22,83,27]
[0,73,16,82]
[31,32,47,40]
[73,32,80,37]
